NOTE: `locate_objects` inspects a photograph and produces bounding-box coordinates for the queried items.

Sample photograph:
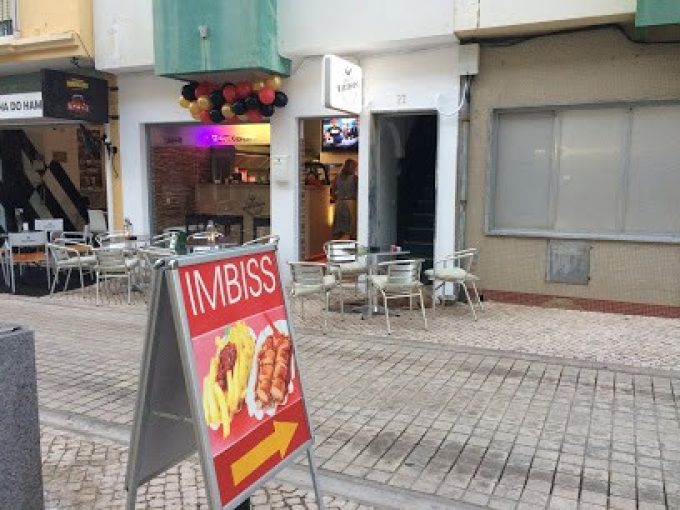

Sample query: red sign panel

[178,249,312,506]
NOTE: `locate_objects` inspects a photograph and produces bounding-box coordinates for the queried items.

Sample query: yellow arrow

[231,421,299,486]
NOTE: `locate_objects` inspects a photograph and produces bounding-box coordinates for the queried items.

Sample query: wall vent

[546,241,591,285]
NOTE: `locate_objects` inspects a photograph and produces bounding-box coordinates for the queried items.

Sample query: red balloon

[195,81,213,98]
[222,84,237,103]
[258,87,275,105]
[236,81,252,99]
[199,110,212,123]
[246,109,263,123]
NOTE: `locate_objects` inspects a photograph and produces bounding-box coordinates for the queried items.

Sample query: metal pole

[307,449,325,510]
[125,485,138,510]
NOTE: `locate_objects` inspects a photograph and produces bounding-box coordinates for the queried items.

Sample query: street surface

[1,292,679,509]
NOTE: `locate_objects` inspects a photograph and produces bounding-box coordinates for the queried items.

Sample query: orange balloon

[191,111,202,120]
[197,95,212,111]
[179,96,190,108]
[189,101,201,115]
[237,114,249,122]
[251,80,265,92]
[265,75,282,91]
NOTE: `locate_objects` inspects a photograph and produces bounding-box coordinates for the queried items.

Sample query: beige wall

[2,0,93,63]
[466,29,680,306]
[455,0,635,38]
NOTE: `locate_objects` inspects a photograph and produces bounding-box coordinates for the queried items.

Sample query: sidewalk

[2,294,680,509]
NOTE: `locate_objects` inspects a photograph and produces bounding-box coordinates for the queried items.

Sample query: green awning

[636,0,680,27]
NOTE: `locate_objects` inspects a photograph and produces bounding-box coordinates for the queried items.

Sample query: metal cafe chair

[323,240,367,295]
[47,242,96,295]
[93,248,140,305]
[288,261,341,333]
[425,248,483,320]
[369,259,428,335]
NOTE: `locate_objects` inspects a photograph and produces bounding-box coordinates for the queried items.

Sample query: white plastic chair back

[94,249,128,273]
[385,259,422,289]
[289,262,325,286]
[34,218,64,233]
[324,240,359,264]
[88,209,108,234]
[8,231,47,248]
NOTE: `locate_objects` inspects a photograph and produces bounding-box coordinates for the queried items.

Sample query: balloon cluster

[178,76,288,124]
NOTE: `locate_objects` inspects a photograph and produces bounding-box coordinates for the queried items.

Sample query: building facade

[454,0,680,312]
[95,0,469,275]
[0,0,114,233]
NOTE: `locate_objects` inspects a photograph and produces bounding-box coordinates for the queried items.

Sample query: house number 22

[396,94,407,105]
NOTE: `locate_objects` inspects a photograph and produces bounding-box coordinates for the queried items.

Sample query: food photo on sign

[197,315,298,442]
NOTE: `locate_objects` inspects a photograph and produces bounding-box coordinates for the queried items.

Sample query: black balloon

[259,103,275,117]
[209,90,225,109]
[181,82,198,101]
[273,91,288,107]
[232,100,247,115]
[209,109,225,123]
[245,94,260,111]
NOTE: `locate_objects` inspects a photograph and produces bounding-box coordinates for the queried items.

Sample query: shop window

[489,104,680,242]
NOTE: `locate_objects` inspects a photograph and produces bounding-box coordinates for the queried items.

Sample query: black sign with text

[41,69,109,124]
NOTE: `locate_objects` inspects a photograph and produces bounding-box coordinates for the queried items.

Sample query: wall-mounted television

[321,117,359,151]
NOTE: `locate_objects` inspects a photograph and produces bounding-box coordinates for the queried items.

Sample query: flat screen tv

[321,117,359,151]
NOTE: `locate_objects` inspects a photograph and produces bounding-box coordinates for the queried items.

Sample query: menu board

[177,249,312,505]
[125,246,318,510]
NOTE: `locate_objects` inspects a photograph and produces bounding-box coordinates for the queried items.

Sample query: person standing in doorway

[331,158,358,239]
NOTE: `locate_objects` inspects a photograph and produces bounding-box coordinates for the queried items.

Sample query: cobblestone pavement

[2,294,680,509]
[33,280,680,370]
[42,425,373,509]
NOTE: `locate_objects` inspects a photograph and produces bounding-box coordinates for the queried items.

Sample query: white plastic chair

[47,242,96,294]
[425,248,483,320]
[369,259,427,335]
[93,248,139,305]
[323,240,367,295]
[288,262,341,333]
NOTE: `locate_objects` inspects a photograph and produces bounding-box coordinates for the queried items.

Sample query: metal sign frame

[125,245,324,510]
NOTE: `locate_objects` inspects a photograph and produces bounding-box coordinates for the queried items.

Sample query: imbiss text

[183,255,277,316]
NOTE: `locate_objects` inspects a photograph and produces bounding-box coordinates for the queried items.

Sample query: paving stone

[3,295,680,509]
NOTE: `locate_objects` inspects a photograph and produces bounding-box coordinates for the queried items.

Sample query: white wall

[93,0,154,72]
[455,0,635,36]
[117,71,190,234]
[278,0,456,57]
[271,45,460,272]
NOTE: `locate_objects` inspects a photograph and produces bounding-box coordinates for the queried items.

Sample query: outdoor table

[351,250,410,318]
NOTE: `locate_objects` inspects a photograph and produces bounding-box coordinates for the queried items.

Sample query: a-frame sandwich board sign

[125,245,324,509]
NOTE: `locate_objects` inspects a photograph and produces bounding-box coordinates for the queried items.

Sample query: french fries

[202,322,255,438]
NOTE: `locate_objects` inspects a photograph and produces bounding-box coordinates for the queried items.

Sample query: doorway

[369,113,437,267]
[298,116,360,260]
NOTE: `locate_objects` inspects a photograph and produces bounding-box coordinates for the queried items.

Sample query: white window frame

[0,0,17,39]
[485,101,680,244]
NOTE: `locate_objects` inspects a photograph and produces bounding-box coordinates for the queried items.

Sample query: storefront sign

[41,69,109,124]
[125,246,320,510]
[149,124,271,148]
[0,92,43,120]
[322,55,363,115]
